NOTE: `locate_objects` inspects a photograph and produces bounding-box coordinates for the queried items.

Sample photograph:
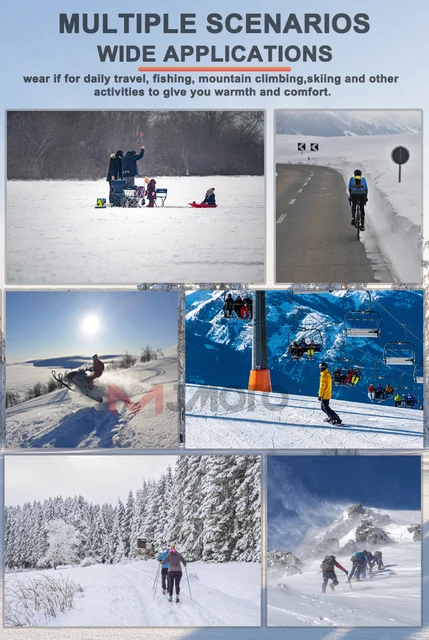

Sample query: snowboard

[188,202,218,208]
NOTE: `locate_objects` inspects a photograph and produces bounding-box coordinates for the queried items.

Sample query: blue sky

[268,455,421,550]
[6,291,178,361]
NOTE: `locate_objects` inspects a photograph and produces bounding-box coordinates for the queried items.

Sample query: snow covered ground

[185,384,423,449]
[5,560,261,627]
[6,176,264,284]
[267,510,421,627]
[276,133,422,282]
[6,348,178,449]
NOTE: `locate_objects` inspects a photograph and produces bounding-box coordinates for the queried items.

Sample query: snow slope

[5,560,261,627]
[276,133,422,282]
[6,176,264,284]
[185,384,423,449]
[6,348,178,449]
[267,509,421,627]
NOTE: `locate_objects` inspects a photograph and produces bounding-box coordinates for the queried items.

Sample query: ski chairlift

[414,360,424,384]
[343,291,381,338]
[155,188,168,206]
[394,373,419,409]
[287,327,323,360]
[339,340,364,364]
[383,324,416,366]
[332,361,362,387]
[222,290,253,321]
[368,362,396,402]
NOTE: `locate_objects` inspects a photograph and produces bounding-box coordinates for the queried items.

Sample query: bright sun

[81,314,101,335]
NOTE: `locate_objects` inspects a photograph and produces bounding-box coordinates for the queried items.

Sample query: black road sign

[310,143,319,151]
[391,146,410,183]
[298,142,306,152]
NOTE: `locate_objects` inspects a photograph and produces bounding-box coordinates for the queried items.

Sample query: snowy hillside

[185,289,423,405]
[185,384,423,449]
[5,560,261,627]
[6,347,178,449]
[268,507,421,627]
[276,133,421,282]
[7,176,264,284]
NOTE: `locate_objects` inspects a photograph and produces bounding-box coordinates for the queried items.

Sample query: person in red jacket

[320,555,348,593]
[87,354,105,389]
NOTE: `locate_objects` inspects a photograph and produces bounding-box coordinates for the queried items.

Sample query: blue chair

[155,188,168,206]
[110,180,126,207]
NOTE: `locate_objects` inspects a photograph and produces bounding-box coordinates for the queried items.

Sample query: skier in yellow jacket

[318,362,342,425]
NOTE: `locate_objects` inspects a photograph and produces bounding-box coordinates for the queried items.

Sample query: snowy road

[6,176,265,284]
[185,385,423,449]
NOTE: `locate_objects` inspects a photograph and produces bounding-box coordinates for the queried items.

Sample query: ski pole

[152,562,160,591]
[185,565,192,600]
[152,564,161,600]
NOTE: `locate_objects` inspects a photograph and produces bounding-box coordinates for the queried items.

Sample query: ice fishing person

[156,547,170,595]
[87,354,104,389]
[320,555,348,593]
[122,146,145,187]
[161,543,188,603]
[318,362,342,425]
[107,150,123,203]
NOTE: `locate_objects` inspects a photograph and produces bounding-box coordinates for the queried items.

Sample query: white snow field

[6,348,178,449]
[185,384,423,449]
[276,133,422,283]
[5,560,261,627]
[6,176,264,284]
[267,510,421,627]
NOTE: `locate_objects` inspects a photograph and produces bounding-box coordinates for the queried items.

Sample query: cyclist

[348,169,368,231]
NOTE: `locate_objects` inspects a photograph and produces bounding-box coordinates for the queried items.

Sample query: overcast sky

[5,455,177,506]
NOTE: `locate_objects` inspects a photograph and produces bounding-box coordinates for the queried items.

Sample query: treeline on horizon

[7,110,264,179]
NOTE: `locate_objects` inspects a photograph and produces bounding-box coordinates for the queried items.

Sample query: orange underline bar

[138,66,292,73]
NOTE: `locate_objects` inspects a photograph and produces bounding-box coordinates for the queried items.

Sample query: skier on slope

[122,146,145,187]
[157,547,170,595]
[161,543,188,603]
[87,354,105,390]
[320,555,348,593]
[318,362,342,425]
[349,551,367,581]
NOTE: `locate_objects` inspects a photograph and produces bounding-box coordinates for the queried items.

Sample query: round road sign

[391,146,410,165]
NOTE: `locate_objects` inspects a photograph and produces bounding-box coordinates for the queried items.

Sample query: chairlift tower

[248,291,272,392]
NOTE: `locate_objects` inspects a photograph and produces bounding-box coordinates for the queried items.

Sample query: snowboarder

[363,550,376,574]
[157,547,170,595]
[318,362,342,425]
[201,187,216,205]
[161,543,188,603]
[349,551,367,581]
[320,555,348,593]
[373,550,384,570]
[368,384,376,401]
[145,177,157,208]
[87,354,105,389]
[348,169,368,230]
[107,150,123,202]
[122,146,145,187]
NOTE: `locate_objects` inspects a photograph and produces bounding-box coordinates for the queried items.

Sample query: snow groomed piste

[185,289,423,449]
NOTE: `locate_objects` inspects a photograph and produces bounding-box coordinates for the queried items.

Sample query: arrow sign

[391,146,410,183]
[298,142,306,152]
[310,143,319,152]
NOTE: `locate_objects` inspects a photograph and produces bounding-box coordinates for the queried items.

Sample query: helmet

[93,354,98,359]
[319,362,328,371]
[354,169,362,176]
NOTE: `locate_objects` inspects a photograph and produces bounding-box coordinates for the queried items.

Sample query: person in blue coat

[156,547,170,595]
[122,146,145,187]
[348,169,368,231]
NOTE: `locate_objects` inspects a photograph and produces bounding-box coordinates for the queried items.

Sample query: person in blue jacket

[156,547,170,595]
[348,169,368,231]
[122,146,145,187]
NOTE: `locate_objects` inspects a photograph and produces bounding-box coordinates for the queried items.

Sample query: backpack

[355,551,365,562]
[351,554,359,563]
[350,177,366,194]
[321,555,335,571]
[373,551,382,557]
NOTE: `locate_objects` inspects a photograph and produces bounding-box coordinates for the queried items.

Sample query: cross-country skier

[157,547,170,595]
[107,150,123,202]
[318,362,342,425]
[349,551,367,581]
[161,543,188,603]
[122,146,145,187]
[87,355,105,389]
[320,555,348,593]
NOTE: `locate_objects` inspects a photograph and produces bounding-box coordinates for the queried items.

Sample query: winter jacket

[348,176,368,196]
[319,369,332,400]
[122,149,145,177]
[146,179,157,201]
[107,153,122,182]
[162,551,187,572]
[90,358,104,379]
[157,550,169,569]
[202,189,216,205]
[321,556,346,573]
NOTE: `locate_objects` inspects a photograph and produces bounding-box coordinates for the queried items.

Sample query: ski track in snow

[5,561,261,627]
[6,351,178,449]
[185,385,423,449]
[6,176,265,284]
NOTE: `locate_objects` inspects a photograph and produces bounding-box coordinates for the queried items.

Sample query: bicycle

[350,200,364,240]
